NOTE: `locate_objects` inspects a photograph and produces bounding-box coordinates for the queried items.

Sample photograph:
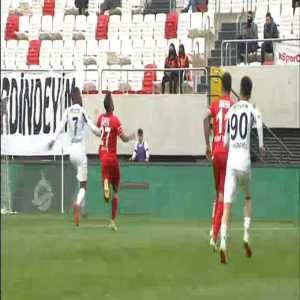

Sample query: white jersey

[54,104,99,146]
[224,100,263,171]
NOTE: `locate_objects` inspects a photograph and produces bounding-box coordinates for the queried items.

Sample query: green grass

[1,215,299,300]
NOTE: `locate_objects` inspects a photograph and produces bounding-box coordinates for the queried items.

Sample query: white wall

[225,65,300,128]
[83,94,208,155]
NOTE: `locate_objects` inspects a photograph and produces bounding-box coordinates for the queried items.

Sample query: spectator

[293,0,300,13]
[75,0,88,15]
[261,12,279,65]
[237,11,258,63]
[182,0,208,13]
[100,0,121,14]
[162,43,179,94]
[177,44,190,94]
[130,129,150,162]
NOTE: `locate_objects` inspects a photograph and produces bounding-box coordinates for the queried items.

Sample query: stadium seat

[74,40,86,69]
[39,40,52,69]
[75,15,87,32]
[142,64,156,94]
[43,0,55,15]
[109,38,121,54]
[50,39,63,69]
[5,14,19,40]
[177,13,190,40]
[130,20,142,40]
[154,13,167,40]
[88,0,98,15]
[32,0,43,15]
[62,40,74,69]
[86,39,98,57]
[131,48,142,66]
[86,15,97,40]
[292,8,300,37]
[96,15,109,40]
[129,64,143,93]
[54,0,66,14]
[63,15,75,40]
[119,17,130,40]
[120,39,133,57]
[191,12,203,30]
[53,13,64,33]
[27,39,41,65]
[108,15,121,39]
[84,66,99,94]
[107,64,121,93]
[143,48,154,65]
[16,40,29,69]
[219,0,231,13]
[1,42,5,68]
[40,15,53,39]
[142,14,155,39]
[279,11,293,38]
[29,15,41,40]
[180,38,193,57]
[165,12,178,39]
[231,0,244,13]
[5,40,17,69]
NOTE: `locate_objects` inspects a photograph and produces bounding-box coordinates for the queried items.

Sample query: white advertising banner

[1,72,76,156]
[274,41,300,65]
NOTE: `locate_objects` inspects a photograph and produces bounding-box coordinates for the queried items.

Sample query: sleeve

[223,111,230,148]
[145,141,150,160]
[132,142,138,160]
[208,102,214,117]
[115,117,123,137]
[52,109,68,142]
[96,115,101,128]
[253,107,264,148]
[83,109,102,136]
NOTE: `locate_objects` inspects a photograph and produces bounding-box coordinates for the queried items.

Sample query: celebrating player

[97,92,135,231]
[219,76,264,264]
[203,72,235,250]
[49,87,101,226]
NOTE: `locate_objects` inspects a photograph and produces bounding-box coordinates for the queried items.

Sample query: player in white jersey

[48,87,101,226]
[219,76,265,264]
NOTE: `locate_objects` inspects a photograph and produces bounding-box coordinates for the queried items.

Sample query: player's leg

[108,159,120,231]
[210,159,219,243]
[101,159,111,204]
[239,171,252,258]
[220,168,237,264]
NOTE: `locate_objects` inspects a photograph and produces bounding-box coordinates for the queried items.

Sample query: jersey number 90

[230,113,248,141]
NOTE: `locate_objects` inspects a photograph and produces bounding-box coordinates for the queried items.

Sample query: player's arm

[203,109,212,159]
[120,131,135,143]
[130,142,138,161]
[253,107,265,155]
[145,141,150,162]
[223,115,230,148]
[48,110,68,149]
[83,111,102,137]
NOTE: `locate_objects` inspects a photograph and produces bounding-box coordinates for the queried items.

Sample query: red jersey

[209,95,235,155]
[97,112,123,160]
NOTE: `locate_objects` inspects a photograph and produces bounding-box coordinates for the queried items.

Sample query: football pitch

[1,215,299,300]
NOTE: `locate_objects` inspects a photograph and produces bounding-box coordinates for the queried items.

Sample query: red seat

[43,0,55,15]
[165,12,178,39]
[27,40,41,65]
[96,15,109,40]
[142,64,157,94]
[5,14,19,40]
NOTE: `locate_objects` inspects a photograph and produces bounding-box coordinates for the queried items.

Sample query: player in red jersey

[97,93,135,231]
[203,72,235,249]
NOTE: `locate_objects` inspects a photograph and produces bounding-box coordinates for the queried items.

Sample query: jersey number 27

[100,126,111,149]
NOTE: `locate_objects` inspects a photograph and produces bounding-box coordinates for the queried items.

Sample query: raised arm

[254,107,264,150]
[83,110,102,137]
[120,131,135,143]
[48,109,68,149]
[224,117,230,148]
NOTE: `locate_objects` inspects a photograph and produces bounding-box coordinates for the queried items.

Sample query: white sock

[220,224,228,250]
[243,217,251,243]
[76,188,85,206]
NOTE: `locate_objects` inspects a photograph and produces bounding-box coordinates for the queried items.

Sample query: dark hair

[266,12,271,18]
[104,92,112,112]
[221,72,232,93]
[168,43,177,59]
[248,11,252,15]
[71,86,81,99]
[240,76,253,99]
[137,128,143,135]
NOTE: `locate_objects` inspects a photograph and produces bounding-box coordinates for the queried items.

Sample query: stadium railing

[221,37,300,65]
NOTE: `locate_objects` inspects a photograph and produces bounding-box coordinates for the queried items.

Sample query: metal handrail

[221,38,300,65]
[100,67,208,94]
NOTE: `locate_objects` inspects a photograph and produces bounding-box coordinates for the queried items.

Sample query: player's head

[71,87,82,106]
[221,72,232,95]
[104,92,114,113]
[137,128,143,143]
[240,76,253,100]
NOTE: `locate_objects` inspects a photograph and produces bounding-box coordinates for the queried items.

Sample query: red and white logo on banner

[274,41,300,65]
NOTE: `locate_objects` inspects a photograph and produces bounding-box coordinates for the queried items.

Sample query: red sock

[213,201,224,241]
[211,199,218,229]
[112,196,118,220]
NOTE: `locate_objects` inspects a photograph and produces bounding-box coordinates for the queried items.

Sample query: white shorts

[69,144,88,182]
[224,168,251,203]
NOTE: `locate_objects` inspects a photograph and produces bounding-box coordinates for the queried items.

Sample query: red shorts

[212,152,228,194]
[100,156,120,191]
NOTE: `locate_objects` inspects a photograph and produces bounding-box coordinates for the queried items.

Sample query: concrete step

[221,22,237,31]
[211,48,237,58]
[218,30,238,41]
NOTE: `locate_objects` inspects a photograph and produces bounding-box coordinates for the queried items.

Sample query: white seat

[129,64,143,92]
[108,16,120,39]
[107,64,121,92]
[191,12,203,30]
[180,38,193,57]
[154,14,166,39]
[15,40,29,69]
[19,16,30,33]
[120,39,132,56]
[144,14,155,24]
[130,21,142,39]
[231,0,244,13]
[41,15,53,32]
[220,0,232,13]
[255,10,266,40]
[292,8,300,37]
[122,0,132,16]
[88,0,98,15]
[119,20,130,40]
[86,40,98,56]
[255,0,268,15]
[143,48,154,65]
[10,0,21,10]
[29,15,41,40]
[100,64,109,91]
[31,0,43,15]
[75,15,87,32]
[132,39,143,49]
[74,40,86,69]
[66,0,76,9]
[193,38,205,56]
[54,0,66,14]
[53,14,64,32]
[178,13,190,39]
[143,14,155,39]
[50,40,63,69]
[63,15,75,40]
[1,42,5,68]
[86,15,97,40]
[99,39,109,52]
[144,38,155,50]
[39,40,52,69]
[62,40,74,69]
[109,39,121,54]
[5,40,17,69]
[131,49,142,65]
[279,11,293,38]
